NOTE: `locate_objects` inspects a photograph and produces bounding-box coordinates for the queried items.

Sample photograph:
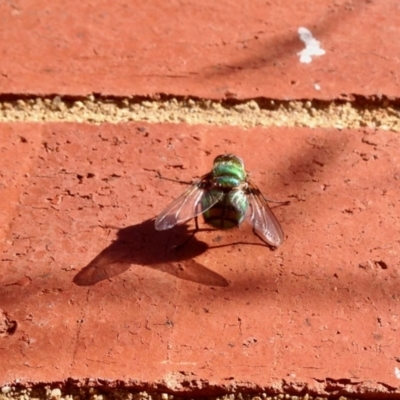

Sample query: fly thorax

[213,175,242,188]
[212,158,247,189]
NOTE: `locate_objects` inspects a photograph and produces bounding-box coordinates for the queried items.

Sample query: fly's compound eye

[213,154,245,168]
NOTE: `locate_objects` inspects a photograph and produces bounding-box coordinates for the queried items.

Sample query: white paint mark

[297,27,326,63]
[314,83,321,91]
[395,366,400,379]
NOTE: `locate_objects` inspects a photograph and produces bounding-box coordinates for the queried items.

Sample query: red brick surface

[1,125,399,396]
[1,0,400,99]
[1,0,400,396]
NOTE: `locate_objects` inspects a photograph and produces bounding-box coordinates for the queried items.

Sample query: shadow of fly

[155,154,288,248]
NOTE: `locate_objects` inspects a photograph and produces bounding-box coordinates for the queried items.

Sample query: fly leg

[174,216,200,250]
[155,171,192,186]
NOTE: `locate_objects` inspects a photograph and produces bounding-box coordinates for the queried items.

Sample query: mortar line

[0,94,399,132]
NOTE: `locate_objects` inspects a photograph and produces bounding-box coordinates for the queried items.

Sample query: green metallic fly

[155,154,286,247]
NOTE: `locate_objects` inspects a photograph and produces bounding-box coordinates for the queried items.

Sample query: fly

[155,154,287,247]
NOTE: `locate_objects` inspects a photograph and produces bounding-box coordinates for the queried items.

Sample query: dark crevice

[0,92,400,111]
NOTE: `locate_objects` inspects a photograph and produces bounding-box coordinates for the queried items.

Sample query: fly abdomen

[203,201,243,229]
[202,189,248,230]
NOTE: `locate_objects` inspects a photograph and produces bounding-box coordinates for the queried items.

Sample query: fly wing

[155,176,223,230]
[245,183,285,247]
